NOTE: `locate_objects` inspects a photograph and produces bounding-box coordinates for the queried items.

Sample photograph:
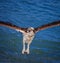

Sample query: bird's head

[27,27,34,33]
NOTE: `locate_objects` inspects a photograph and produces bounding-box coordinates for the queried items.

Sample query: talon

[22,51,24,54]
[25,50,29,54]
[22,50,25,54]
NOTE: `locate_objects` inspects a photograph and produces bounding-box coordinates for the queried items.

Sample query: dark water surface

[0,0,60,63]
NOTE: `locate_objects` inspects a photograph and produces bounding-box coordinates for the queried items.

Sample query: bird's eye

[29,30,30,32]
[27,30,31,32]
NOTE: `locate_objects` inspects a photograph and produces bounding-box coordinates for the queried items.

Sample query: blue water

[0,0,60,63]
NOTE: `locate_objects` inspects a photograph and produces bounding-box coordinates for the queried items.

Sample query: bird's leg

[22,41,25,54]
[25,43,30,54]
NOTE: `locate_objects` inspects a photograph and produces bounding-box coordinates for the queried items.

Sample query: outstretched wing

[0,21,27,33]
[34,21,60,33]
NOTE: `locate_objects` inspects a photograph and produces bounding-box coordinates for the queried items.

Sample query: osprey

[0,21,60,54]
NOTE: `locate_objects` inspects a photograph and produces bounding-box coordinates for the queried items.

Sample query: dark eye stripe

[29,30,31,32]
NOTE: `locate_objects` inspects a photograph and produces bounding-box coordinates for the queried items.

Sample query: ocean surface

[0,0,60,63]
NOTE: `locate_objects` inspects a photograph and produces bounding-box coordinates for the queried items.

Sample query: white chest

[23,31,35,43]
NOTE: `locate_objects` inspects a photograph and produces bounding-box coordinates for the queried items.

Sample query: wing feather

[0,21,27,33]
[34,21,60,33]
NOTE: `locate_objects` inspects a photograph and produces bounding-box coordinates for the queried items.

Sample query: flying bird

[0,21,60,54]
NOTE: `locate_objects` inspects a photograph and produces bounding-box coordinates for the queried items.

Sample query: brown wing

[34,21,60,33]
[0,21,27,33]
